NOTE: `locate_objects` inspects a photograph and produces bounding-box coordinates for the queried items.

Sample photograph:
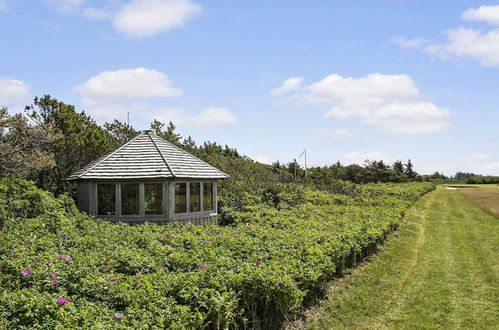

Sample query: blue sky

[1,0,499,175]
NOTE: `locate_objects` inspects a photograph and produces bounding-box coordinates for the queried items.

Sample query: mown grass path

[300,187,498,329]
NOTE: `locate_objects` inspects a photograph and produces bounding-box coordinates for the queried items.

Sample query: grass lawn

[444,183,499,189]
[290,186,499,329]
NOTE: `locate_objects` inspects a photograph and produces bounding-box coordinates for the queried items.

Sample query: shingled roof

[67,130,229,180]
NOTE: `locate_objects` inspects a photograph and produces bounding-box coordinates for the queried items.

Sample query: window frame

[173,180,216,216]
[202,182,214,212]
[97,183,117,216]
[144,183,164,215]
[174,182,188,214]
[95,181,166,218]
[120,182,141,216]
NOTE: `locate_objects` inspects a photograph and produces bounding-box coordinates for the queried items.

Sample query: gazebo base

[103,215,218,226]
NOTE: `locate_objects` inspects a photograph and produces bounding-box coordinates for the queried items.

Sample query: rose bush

[0,177,434,328]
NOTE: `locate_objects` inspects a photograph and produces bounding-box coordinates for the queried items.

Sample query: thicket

[466,175,499,184]
[0,177,434,328]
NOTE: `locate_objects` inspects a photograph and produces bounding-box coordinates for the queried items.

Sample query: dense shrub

[0,177,434,328]
[466,175,499,184]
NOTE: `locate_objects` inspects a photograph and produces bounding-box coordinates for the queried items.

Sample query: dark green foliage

[0,177,434,328]
[26,96,118,195]
[103,120,139,143]
[466,175,499,184]
[150,119,181,146]
[0,108,58,176]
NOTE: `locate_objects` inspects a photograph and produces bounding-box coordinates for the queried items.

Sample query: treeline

[466,175,499,184]
[272,159,418,185]
[0,96,290,203]
[1,95,493,202]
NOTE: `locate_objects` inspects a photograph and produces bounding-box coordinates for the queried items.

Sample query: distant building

[67,130,229,224]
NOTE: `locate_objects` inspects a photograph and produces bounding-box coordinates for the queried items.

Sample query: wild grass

[290,186,499,329]
[459,188,499,216]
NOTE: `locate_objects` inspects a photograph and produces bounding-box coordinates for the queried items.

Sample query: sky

[1,0,499,176]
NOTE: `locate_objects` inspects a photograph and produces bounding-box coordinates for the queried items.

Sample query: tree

[182,135,196,150]
[26,95,117,194]
[0,107,58,176]
[404,159,417,179]
[150,120,181,146]
[392,160,404,173]
[103,119,139,144]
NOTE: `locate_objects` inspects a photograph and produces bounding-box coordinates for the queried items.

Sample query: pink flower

[204,239,209,244]
[65,255,72,262]
[135,272,141,276]
[57,297,69,305]
[232,231,238,236]
[114,313,124,319]
[33,256,39,260]
[21,269,32,276]
[288,247,294,251]
[52,280,59,286]
[110,276,116,281]
[49,262,55,267]
[255,262,261,266]
[198,265,206,270]
[29,284,35,289]
[50,272,58,277]
[159,266,165,270]
[57,254,64,259]
[101,264,107,268]
[300,261,304,265]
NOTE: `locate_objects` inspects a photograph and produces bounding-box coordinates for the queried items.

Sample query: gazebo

[67,130,229,224]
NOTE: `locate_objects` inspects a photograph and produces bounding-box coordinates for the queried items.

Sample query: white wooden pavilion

[67,130,229,224]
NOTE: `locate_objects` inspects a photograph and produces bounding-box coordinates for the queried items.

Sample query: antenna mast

[127,112,130,126]
[299,149,308,179]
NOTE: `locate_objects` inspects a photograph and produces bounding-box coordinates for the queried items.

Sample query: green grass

[444,183,499,189]
[295,186,499,329]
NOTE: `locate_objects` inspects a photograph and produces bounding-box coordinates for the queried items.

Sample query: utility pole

[299,149,308,178]
[127,112,130,126]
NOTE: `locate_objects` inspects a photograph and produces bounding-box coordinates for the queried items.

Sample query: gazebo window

[97,184,116,215]
[175,183,187,213]
[190,183,201,212]
[122,183,139,215]
[145,183,163,215]
[203,182,214,211]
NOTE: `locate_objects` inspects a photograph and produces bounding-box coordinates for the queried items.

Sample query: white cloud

[113,0,201,37]
[460,153,494,162]
[483,161,499,173]
[425,27,499,67]
[273,73,452,135]
[154,107,236,127]
[75,68,235,128]
[82,6,112,20]
[313,128,354,141]
[418,153,499,176]
[252,155,273,165]
[0,1,8,13]
[270,77,303,96]
[44,0,201,37]
[74,68,183,100]
[462,5,499,25]
[391,36,429,49]
[45,0,87,14]
[395,6,499,67]
[337,151,394,165]
[0,76,31,108]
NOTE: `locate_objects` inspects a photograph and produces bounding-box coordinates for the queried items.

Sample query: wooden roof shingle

[67,131,229,180]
